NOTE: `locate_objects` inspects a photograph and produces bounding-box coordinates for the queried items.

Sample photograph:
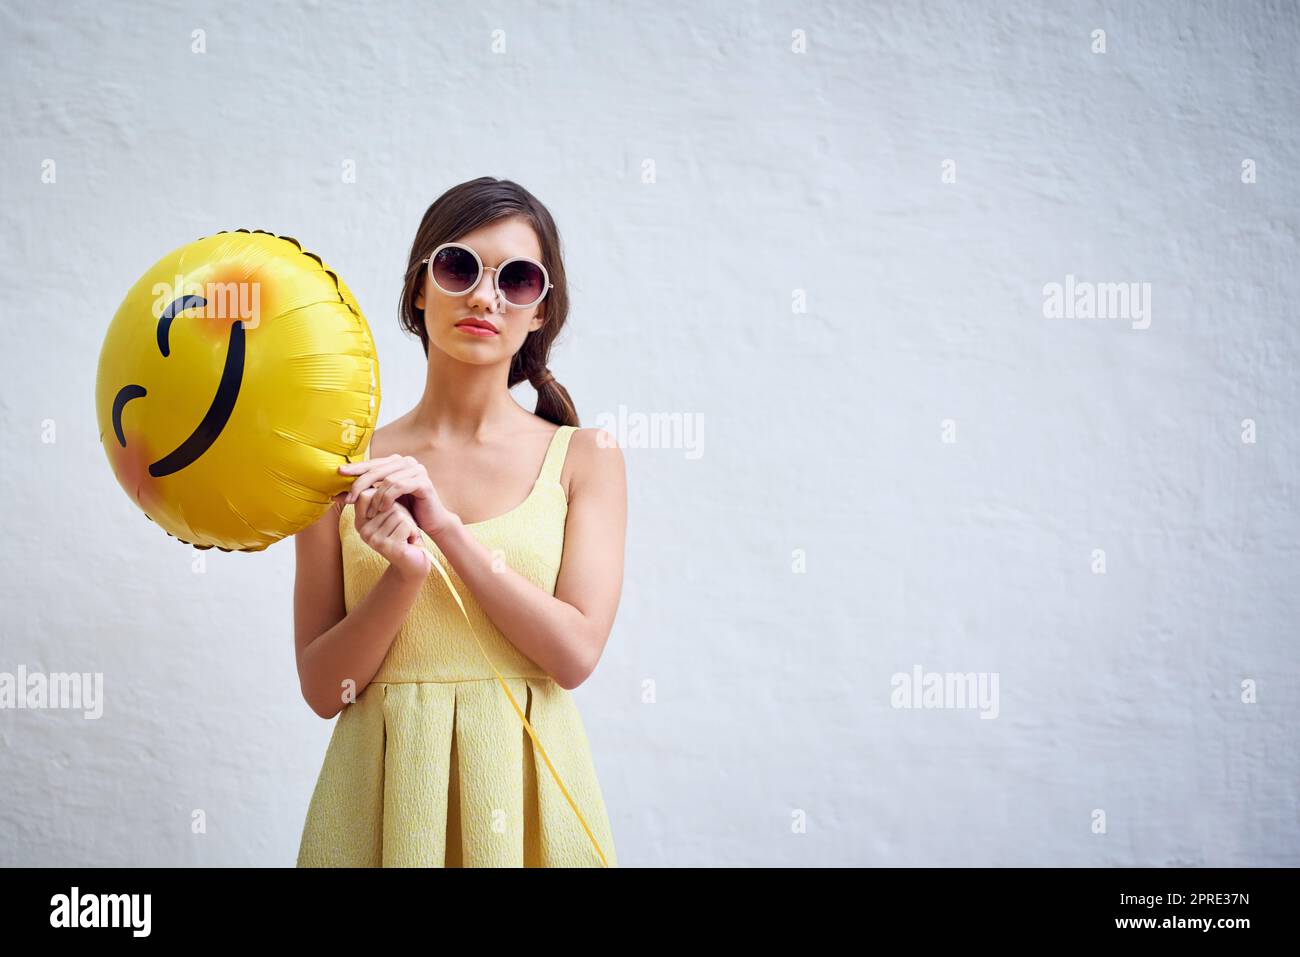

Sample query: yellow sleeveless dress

[296,424,618,867]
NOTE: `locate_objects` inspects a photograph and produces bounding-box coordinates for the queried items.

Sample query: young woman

[293,178,624,867]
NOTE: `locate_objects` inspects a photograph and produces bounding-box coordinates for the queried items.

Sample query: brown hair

[398,177,579,427]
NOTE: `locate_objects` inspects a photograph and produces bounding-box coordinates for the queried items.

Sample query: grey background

[1,0,1297,866]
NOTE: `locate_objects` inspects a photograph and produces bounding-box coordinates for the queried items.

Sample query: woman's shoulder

[566,424,619,450]
[365,417,409,459]
[561,425,625,496]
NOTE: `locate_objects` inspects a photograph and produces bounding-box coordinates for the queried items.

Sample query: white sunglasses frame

[421,242,554,309]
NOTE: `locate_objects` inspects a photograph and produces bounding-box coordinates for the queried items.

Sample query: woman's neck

[407,355,529,443]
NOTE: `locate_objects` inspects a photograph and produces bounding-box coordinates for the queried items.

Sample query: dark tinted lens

[431,246,479,293]
[499,260,545,305]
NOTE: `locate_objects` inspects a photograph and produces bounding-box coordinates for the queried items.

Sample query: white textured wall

[1,0,1297,866]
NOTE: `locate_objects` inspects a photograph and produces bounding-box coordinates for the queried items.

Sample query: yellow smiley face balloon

[95,229,381,552]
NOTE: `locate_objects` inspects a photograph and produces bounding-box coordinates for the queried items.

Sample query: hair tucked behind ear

[399,177,580,428]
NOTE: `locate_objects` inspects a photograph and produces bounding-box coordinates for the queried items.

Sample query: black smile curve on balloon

[109,294,248,478]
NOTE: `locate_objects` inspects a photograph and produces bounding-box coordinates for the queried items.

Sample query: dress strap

[536,425,578,487]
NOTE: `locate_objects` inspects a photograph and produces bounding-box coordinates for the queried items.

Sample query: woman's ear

[415,287,425,311]
[528,306,545,333]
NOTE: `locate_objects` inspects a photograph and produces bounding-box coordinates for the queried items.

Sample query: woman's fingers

[338,454,403,477]
[356,489,387,527]
[357,462,408,512]
[370,465,422,516]
[359,495,409,547]
[352,490,427,575]
[383,509,425,568]
[362,466,425,520]
[367,471,418,520]
[359,490,394,532]
[361,492,414,539]
[338,455,408,506]
[376,506,407,541]
[340,456,443,535]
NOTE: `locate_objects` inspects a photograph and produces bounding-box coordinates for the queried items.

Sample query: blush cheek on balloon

[106,430,155,507]
[191,267,268,344]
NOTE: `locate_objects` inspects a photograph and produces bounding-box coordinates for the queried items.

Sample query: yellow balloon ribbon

[418,539,611,868]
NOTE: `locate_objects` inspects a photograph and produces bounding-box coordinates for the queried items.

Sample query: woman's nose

[466,266,503,312]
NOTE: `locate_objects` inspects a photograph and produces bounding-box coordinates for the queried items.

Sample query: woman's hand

[345,488,431,581]
[336,454,457,538]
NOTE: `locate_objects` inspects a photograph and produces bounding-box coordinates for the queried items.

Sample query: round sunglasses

[422,242,554,309]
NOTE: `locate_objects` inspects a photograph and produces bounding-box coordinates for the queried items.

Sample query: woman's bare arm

[428,427,627,689]
[292,501,427,719]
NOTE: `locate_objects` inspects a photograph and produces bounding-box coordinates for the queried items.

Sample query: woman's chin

[433,339,507,365]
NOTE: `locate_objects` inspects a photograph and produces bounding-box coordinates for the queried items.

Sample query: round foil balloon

[95,229,381,552]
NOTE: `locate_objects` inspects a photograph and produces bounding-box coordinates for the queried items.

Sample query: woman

[293,177,624,867]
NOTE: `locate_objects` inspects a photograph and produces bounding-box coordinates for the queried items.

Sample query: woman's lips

[455,323,498,337]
